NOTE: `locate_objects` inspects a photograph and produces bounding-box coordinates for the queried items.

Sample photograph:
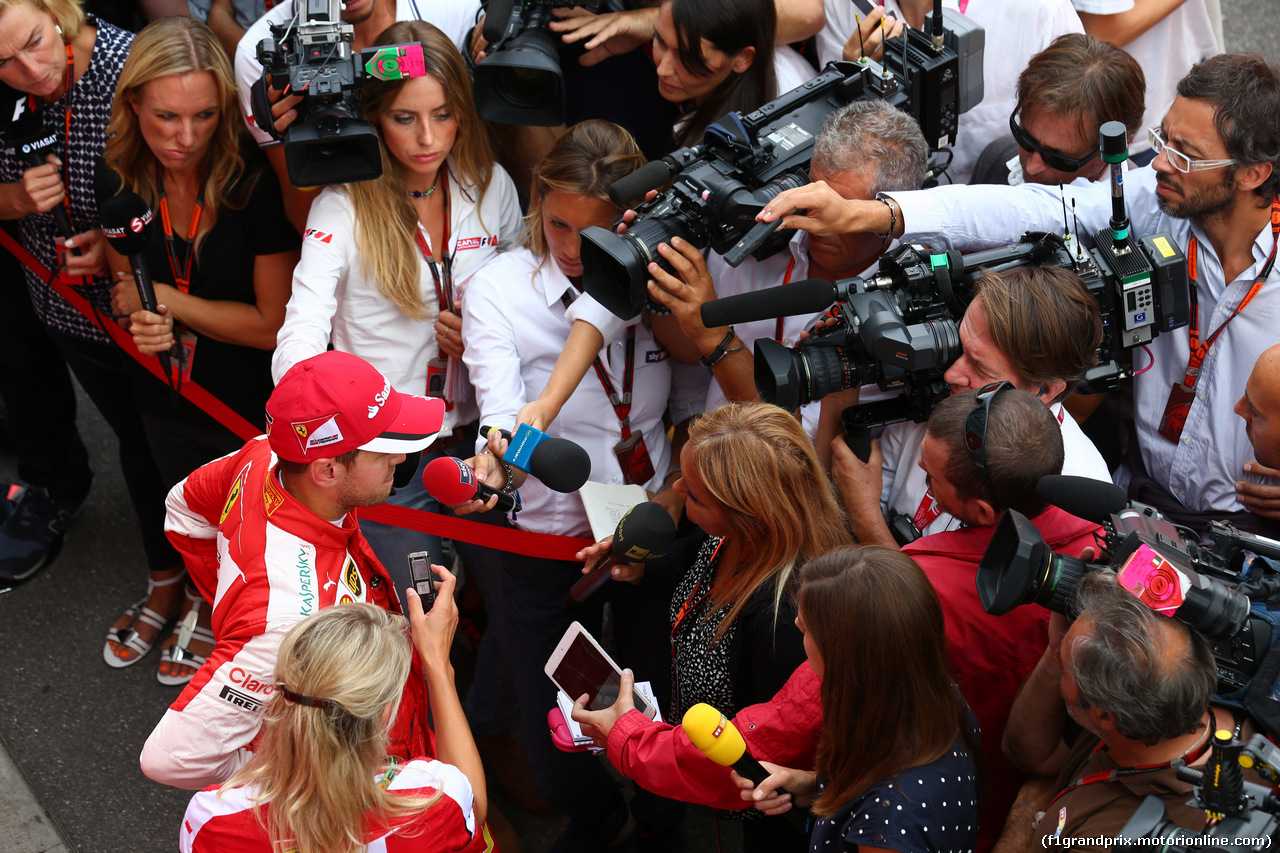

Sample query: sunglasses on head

[1009,110,1099,173]
[964,381,1015,504]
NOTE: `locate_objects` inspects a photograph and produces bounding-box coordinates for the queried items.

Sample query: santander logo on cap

[367,378,391,419]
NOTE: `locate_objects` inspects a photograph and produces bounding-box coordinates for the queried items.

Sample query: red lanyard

[591,328,636,438]
[412,175,454,312]
[671,537,725,648]
[564,290,637,439]
[1047,713,1218,810]
[1179,198,1280,390]
[156,171,204,294]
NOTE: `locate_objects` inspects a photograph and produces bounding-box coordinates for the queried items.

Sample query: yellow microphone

[682,703,771,785]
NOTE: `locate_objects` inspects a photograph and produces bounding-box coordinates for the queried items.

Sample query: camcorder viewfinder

[250,0,429,186]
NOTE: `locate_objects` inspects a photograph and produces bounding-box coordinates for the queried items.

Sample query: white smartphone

[544,621,658,720]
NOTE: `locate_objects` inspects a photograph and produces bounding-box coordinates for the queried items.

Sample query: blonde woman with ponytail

[180,581,491,853]
[271,19,520,579]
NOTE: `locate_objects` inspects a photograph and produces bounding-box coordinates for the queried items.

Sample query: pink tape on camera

[1116,543,1188,617]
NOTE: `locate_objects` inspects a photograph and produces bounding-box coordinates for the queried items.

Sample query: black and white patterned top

[809,731,980,853]
[669,535,738,720]
[0,18,134,344]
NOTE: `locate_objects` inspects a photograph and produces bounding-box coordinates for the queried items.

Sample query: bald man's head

[1236,344,1280,469]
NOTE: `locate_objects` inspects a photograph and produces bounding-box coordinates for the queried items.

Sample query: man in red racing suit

[141,351,446,789]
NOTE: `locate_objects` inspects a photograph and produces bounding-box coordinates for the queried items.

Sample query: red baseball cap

[266,351,445,463]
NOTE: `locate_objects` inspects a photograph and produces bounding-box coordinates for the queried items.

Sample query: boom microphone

[566,502,676,603]
[700,278,840,328]
[98,190,173,384]
[423,456,518,513]
[1036,475,1128,526]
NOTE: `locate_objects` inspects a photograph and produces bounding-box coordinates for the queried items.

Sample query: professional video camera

[250,0,428,186]
[977,474,1280,693]
[701,122,1191,452]
[474,0,579,127]
[1120,732,1280,851]
[579,1,985,320]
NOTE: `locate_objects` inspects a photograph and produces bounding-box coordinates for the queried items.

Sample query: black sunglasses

[1009,110,1099,173]
[964,381,1015,503]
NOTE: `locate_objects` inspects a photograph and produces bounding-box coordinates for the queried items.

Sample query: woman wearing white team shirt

[461,121,680,849]
[272,22,520,579]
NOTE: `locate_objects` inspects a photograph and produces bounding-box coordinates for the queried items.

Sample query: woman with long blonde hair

[460,119,681,848]
[99,16,300,684]
[180,577,490,853]
[574,400,850,852]
[271,19,521,587]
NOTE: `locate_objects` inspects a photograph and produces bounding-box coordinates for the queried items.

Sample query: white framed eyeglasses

[1148,127,1237,173]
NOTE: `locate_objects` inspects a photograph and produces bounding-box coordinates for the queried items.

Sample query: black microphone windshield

[1036,475,1127,525]
[481,0,516,44]
[613,501,676,559]
[99,191,155,255]
[608,160,678,207]
[700,278,837,328]
[530,437,592,493]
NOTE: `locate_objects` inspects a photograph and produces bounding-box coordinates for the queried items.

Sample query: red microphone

[423,456,518,513]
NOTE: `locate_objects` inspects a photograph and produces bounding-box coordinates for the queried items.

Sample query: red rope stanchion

[0,229,594,560]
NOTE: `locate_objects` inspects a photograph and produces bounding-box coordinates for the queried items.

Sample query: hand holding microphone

[567,501,676,604]
[480,424,591,493]
[98,191,176,384]
[683,703,815,820]
[423,455,519,513]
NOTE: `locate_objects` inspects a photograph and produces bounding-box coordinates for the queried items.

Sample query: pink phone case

[548,707,589,753]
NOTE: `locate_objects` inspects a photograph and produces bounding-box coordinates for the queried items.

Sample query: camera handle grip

[842,424,872,463]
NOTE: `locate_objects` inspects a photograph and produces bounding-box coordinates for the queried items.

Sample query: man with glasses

[902,385,1099,850]
[826,264,1110,548]
[768,52,1280,537]
[974,33,1145,187]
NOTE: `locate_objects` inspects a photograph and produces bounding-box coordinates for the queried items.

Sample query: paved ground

[1,5,1278,851]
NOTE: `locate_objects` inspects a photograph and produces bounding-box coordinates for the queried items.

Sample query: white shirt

[234,0,481,146]
[815,0,1083,185]
[1069,0,1218,154]
[272,166,521,436]
[889,167,1280,514]
[462,248,673,537]
[879,404,1111,536]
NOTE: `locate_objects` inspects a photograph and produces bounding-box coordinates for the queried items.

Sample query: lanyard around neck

[560,290,637,437]
[1180,197,1280,390]
[156,169,204,294]
[412,172,454,311]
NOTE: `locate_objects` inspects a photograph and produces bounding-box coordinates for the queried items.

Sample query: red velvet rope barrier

[0,228,593,561]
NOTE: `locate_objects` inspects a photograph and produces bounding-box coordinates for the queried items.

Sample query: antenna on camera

[931,0,945,52]
[1101,120,1131,254]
